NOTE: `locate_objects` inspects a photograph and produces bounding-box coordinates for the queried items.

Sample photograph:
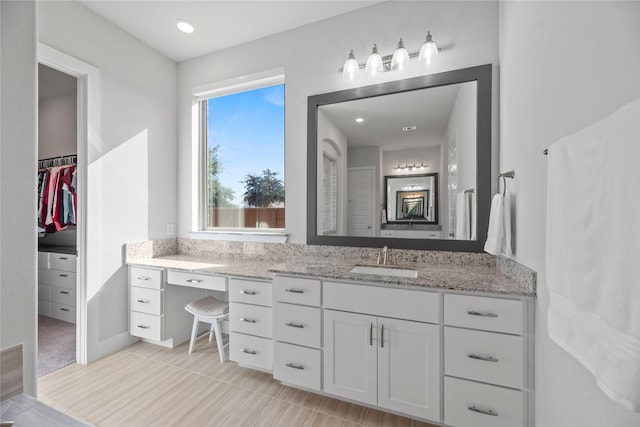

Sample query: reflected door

[348,167,374,237]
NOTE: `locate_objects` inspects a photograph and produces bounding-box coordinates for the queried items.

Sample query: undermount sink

[349,265,418,279]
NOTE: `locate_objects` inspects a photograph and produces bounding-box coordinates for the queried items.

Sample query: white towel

[455,192,469,239]
[483,194,503,254]
[470,191,477,240]
[546,98,640,412]
[381,208,387,224]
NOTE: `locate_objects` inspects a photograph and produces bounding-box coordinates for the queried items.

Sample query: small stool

[185,296,229,363]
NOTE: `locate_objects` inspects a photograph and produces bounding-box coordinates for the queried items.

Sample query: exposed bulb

[365,44,383,76]
[342,50,360,82]
[418,31,439,67]
[390,38,410,72]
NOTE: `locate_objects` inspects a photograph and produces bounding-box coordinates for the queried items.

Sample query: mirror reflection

[316,81,477,241]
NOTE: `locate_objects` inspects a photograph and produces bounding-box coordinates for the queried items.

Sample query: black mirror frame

[384,173,439,224]
[307,64,492,252]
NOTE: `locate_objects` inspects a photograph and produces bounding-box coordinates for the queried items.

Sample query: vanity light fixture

[341,31,440,81]
[393,162,428,171]
[176,19,195,34]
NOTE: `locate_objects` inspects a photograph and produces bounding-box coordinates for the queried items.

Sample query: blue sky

[207,84,285,206]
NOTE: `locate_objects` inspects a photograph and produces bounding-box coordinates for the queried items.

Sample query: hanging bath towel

[546,98,640,412]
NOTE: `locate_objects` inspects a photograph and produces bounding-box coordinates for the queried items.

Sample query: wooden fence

[207,207,285,229]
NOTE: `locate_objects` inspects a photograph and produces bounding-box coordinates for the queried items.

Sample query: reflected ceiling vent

[402,126,417,132]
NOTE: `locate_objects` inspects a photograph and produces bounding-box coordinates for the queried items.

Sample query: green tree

[241,169,285,207]
[208,145,235,207]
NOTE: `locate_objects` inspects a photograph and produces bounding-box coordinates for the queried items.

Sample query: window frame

[191,69,287,240]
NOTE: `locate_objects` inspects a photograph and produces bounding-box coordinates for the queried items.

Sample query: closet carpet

[38,340,437,427]
[38,315,76,377]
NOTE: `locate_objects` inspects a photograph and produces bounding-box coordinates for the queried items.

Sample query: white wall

[38,1,178,362]
[0,0,38,395]
[177,0,500,242]
[39,92,77,159]
[499,1,640,425]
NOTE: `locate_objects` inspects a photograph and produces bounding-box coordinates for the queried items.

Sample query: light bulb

[390,38,410,72]
[365,44,383,76]
[342,50,360,82]
[176,19,194,34]
[418,31,439,67]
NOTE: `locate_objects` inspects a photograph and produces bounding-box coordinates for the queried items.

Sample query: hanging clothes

[37,164,77,234]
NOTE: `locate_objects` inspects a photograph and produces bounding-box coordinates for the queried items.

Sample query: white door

[323,310,377,405]
[347,167,374,236]
[378,317,441,421]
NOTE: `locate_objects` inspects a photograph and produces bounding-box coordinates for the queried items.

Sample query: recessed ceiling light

[176,19,195,34]
[355,117,364,123]
[402,125,417,131]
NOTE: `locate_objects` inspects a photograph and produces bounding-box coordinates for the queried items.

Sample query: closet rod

[38,154,77,169]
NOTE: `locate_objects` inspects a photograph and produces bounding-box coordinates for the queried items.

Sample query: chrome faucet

[377,246,396,266]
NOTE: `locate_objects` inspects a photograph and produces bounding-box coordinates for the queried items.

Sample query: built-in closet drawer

[130,267,163,290]
[50,302,75,323]
[273,302,321,348]
[38,300,50,316]
[444,294,523,335]
[229,333,273,371]
[229,278,272,306]
[37,252,49,269]
[130,286,162,316]
[130,311,163,341]
[49,253,77,272]
[229,302,273,338]
[273,341,321,391]
[167,270,227,292]
[444,376,523,427]
[445,327,523,389]
[273,276,321,306]
[38,284,50,301]
[49,286,75,306]
[39,269,76,289]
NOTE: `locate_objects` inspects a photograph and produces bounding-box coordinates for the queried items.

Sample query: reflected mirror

[307,65,492,251]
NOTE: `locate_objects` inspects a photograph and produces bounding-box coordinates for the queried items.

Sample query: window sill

[188,230,288,244]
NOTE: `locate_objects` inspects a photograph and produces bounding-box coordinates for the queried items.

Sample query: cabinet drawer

[273,341,321,391]
[445,327,523,389]
[273,276,321,306]
[49,253,77,272]
[274,303,321,348]
[444,294,523,335]
[230,302,273,338]
[230,332,273,371]
[49,286,76,306]
[38,299,50,316]
[39,269,76,289]
[167,270,227,291]
[38,252,49,269]
[38,284,50,301]
[50,302,75,323]
[445,376,524,427]
[130,311,163,341]
[229,278,272,306]
[130,267,163,290]
[131,286,162,316]
[324,281,439,324]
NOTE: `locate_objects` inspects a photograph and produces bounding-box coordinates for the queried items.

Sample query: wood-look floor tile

[274,385,328,411]
[316,395,369,424]
[363,407,438,427]
[250,399,318,426]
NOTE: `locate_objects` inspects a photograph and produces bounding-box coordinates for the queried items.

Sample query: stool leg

[213,319,225,363]
[209,322,214,342]
[189,316,199,354]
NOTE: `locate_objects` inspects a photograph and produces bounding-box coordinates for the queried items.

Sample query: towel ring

[498,170,515,196]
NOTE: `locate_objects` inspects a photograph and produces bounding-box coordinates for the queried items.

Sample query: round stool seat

[185,296,229,318]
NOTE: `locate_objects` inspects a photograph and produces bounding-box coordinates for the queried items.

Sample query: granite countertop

[128,254,534,296]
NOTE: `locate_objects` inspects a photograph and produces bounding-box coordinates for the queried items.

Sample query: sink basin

[349,265,418,279]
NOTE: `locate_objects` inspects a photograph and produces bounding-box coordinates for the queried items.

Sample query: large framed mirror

[307,64,492,251]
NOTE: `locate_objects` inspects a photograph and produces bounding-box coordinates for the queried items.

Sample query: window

[199,79,285,230]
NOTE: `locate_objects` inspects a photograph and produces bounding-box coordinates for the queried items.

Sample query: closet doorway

[37,64,80,377]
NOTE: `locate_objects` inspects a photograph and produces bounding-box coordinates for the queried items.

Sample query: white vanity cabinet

[323,281,441,422]
[379,229,442,239]
[229,277,273,372]
[38,251,77,323]
[443,293,532,427]
[272,275,322,391]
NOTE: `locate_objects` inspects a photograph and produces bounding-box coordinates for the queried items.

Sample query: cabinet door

[323,309,377,405]
[378,317,441,421]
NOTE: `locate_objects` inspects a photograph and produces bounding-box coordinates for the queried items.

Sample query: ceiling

[79,1,381,62]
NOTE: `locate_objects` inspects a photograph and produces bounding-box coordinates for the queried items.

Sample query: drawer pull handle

[467,310,498,318]
[468,406,498,417]
[137,299,150,304]
[240,348,257,355]
[60,308,70,312]
[285,362,304,370]
[58,257,69,260]
[137,276,151,281]
[59,274,69,278]
[285,322,304,329]
[186,279,203,283]
[137,324,150,329]
[240,290,256,295]
[468,353,499,363]
[60,291,70,295]
[285,288,304,294]
[240,318,257,323]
